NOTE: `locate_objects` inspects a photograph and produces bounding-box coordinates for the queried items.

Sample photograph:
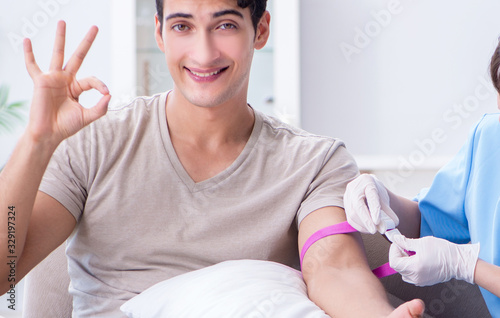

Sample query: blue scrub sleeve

[415,120,481,244]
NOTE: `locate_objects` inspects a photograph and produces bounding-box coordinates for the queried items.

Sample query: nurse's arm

[475,259,500,297]
[386,190,421,239]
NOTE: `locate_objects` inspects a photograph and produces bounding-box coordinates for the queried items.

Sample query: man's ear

[155,14,166,53]
[254,11,271,50]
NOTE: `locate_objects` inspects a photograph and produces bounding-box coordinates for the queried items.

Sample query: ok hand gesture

[23,20,111,146]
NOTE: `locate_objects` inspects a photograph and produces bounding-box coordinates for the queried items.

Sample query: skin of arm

[386,190,421,239]
[299,206,424,317]
[0,136,76,294]
[474,259,500,297]
[0,21,109,294]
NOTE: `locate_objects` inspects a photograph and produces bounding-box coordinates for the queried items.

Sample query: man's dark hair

[491,39,500,94]
[155,0,267,34]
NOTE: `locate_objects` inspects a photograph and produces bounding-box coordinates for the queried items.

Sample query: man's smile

[185,66,229,78]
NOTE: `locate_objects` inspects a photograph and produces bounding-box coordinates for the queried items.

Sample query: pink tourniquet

[300,221,415,278]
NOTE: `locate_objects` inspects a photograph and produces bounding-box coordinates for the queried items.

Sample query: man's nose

[191,31,221,65]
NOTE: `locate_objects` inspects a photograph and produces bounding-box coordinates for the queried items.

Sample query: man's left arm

[299,206,424,317]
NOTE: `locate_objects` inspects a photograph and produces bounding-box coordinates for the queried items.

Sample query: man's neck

[165,90,255,150]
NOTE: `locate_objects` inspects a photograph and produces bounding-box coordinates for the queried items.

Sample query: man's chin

[182,90,232,109]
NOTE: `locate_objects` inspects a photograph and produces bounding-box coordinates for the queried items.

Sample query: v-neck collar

[157,91,263,193]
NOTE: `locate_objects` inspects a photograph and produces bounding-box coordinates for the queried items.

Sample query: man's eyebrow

[165,9,244,21]
[165,12,193,21]
[213,9,244,19]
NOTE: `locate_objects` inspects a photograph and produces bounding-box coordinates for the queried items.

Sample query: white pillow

[121,259,330,318]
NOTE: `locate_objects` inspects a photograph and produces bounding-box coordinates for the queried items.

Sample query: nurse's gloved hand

[344,174,399,234]
[389,234,480,286]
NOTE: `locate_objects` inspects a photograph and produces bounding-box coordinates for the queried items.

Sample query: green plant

[0,85,27,134]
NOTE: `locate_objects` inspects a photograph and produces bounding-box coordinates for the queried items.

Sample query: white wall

[273,0,301,127]
[299,0,500,195]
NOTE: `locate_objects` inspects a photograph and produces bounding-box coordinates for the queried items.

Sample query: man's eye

[172,24,189,32]
[219,23,236,30]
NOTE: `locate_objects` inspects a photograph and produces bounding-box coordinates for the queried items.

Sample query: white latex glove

[344,174,399,234]
[389,234,480,286]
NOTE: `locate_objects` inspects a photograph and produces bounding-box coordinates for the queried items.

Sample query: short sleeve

[415,119,483,243]
[296,141,359,226]
[39,129,92,222]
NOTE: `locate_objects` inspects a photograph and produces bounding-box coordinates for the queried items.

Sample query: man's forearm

[306,257,393,317]
[300,206,425,317]
[300,207,395,316]
[0,133,58,291]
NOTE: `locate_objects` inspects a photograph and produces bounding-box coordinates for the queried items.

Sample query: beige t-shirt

[39,92,359,317]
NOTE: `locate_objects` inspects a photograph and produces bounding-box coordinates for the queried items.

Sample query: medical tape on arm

[300,221,414,278]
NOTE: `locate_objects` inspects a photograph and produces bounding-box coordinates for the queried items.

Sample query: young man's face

[155,0,270,109]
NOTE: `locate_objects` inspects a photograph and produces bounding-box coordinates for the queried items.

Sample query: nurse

[344,39,500,317]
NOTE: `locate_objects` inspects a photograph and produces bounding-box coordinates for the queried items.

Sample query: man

[0,0,424,316]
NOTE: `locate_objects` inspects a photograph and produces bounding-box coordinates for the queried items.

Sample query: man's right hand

[344,174,399,234]
[23,20,110,146]
[0,21,109,294]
